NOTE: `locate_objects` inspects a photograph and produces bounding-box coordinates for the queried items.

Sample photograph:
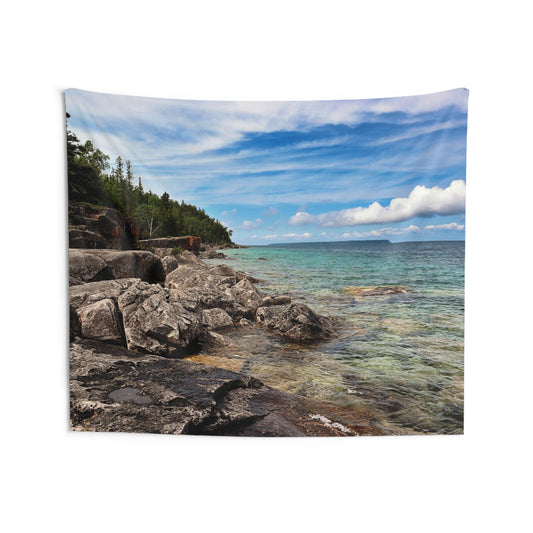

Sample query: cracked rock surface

[70,340,388,437]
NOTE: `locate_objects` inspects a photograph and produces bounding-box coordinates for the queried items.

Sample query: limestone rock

[177,250,206,267]
[201,308,234,330]
[75,298,123,343]
[225,279,264,310]
[118,281,200,356]
[161,255,180,275]
[256,303,334,343]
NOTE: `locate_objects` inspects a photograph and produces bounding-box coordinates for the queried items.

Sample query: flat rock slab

[70,340,389,437]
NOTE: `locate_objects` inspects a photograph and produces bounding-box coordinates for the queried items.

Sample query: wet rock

[118,281,201,357]
[260,295,291,306]
[108,387,151,405]
[343,285,411,297]
[70,339,387,436]
[255,305,285,327]
[69,249,165,285]
[201,308,234,330]
[198,330,235,348]
[235,271,261,284]
[256,303,334,343]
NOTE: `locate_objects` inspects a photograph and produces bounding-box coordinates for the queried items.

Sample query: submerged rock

[343,285,411,297]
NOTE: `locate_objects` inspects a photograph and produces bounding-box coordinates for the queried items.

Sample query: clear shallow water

[204,240,464,435]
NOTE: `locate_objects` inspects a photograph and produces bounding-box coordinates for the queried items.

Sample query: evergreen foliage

[66,116,233,245]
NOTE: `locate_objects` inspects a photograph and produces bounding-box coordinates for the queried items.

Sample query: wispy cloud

[65,88,468,244]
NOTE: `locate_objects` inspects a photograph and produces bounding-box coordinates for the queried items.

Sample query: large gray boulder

[165,264,241,315]
[165,263,287,321]
[75,298,123,343]
[69,249,165,285]
[256,303,335,343]
[225,279,263,309]
[118,281,201,356]
[70,278,139,340]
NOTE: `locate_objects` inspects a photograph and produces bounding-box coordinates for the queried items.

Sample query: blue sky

[65,88,468,244]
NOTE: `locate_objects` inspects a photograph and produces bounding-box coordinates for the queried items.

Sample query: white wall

[2,1,531,531]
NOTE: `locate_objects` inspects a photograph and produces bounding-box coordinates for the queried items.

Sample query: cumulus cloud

[289,180,465,227]
[222,208,237,216]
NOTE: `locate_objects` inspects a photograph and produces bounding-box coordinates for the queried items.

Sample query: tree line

[66,115,233,244]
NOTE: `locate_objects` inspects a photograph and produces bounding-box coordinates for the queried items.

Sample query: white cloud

[424,222,464,231]
[263,206,279,217]
[262,234,278,240]
[302,232,312,238]
[289,180,465,227]
[66,88,467,162]
[241,218,263,230]
[222,208,237,216]
[341,221,464,239]
[282,233,298,238]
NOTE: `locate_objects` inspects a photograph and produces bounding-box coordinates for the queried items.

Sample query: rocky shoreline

[69,244,391,436]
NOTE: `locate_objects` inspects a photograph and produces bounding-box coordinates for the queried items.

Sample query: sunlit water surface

[196,241,464,435]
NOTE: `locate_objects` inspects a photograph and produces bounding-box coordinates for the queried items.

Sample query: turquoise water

[207,240,464,435]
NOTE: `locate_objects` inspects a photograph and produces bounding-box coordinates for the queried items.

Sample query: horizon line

[239,238,465,246]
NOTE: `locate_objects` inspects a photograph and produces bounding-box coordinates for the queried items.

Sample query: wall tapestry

[66,88,467,436]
